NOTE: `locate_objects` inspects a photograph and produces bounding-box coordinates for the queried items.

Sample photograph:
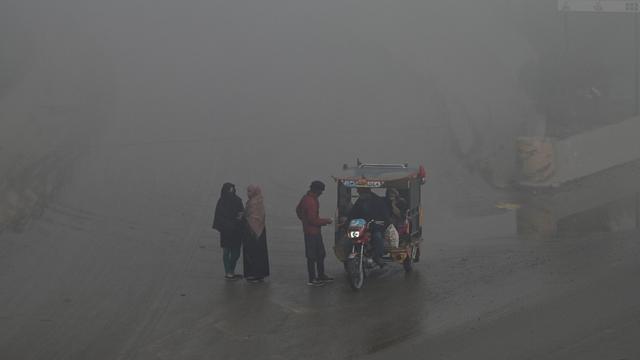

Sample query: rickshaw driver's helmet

[310,180,325,193]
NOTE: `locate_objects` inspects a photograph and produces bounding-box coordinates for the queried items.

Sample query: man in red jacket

[296,180,333,286]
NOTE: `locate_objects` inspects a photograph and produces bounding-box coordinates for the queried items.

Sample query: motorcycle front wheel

[346,255,365,290]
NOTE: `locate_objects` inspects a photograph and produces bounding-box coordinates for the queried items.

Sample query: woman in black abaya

[212,183,245,281]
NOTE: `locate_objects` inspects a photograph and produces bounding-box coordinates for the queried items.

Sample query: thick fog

[3,0,640,359]
[1,0,553,230]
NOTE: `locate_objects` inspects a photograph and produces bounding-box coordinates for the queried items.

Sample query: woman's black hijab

[220,183,236,198]
[213,182,244,233]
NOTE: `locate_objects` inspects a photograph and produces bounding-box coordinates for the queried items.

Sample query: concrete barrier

[516,137,555,183]
[518,116,640,187]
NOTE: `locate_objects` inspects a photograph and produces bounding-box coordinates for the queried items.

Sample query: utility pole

[635,9,639,115]
[636,192,640,229]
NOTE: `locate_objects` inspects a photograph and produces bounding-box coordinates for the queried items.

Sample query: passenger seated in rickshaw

[386,188,409,235]
[337,188,353,227]
[348,187,390,267]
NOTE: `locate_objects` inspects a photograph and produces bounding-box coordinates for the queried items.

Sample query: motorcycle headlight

[348,231,360,239]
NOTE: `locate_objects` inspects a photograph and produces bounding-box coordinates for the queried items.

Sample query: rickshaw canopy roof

[333,163,426,187]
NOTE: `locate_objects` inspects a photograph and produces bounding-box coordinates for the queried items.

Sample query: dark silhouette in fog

[213,182,245,280]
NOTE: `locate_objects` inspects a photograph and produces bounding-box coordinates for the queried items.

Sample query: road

[1,122,640,359]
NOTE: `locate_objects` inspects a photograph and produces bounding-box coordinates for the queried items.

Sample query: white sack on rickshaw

[385,224,399,248]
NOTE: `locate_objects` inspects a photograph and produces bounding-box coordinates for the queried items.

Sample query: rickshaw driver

[347,187,391,268]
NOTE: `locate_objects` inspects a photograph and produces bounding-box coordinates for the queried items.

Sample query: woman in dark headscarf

[242,185,270,283]
[213,183,245,281]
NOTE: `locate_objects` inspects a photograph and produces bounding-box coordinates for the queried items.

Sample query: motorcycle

[344,218,385,290]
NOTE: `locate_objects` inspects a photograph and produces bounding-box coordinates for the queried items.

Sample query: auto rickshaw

[333,161,426,290]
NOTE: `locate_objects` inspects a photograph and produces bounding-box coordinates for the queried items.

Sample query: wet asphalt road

[2,126,640,360]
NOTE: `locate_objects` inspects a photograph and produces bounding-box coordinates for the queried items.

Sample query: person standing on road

[212,183,245,281]
[296,180,333,287]
[242,185,270,283]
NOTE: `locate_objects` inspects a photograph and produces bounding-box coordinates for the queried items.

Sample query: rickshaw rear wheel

[403,246,417,272]
[403,257,413,272]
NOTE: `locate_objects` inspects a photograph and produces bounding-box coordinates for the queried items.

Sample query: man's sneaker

[307,279,325,287]
[318,275,334,283]
[224,274,239,281]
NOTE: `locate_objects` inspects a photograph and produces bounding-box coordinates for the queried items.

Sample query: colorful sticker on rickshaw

[341,179,384,188]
